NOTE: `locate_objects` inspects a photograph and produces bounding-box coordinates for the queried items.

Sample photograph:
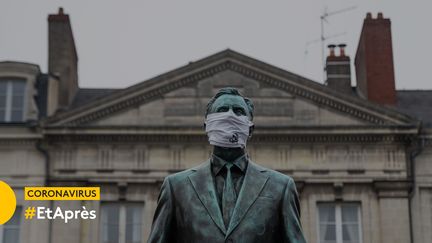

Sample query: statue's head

[205,87,254,121]
[204,87,254,149]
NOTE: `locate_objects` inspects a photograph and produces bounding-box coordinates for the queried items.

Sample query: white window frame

[317,202,363,243]
[100,202,143,243]
[0,206,22,243]
[0,79,27,122]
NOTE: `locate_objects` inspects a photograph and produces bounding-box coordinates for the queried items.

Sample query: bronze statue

[148,88,306,243]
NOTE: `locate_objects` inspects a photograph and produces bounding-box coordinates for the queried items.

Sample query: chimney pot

[366,12,372,19]
[338,44,347,57]
[338,44,346,57]
[328,44,336,56]
[377,12,383,19]
[58,7,64,15]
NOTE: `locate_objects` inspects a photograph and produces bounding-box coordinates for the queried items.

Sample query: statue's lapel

[188,161,226,235]
[226,161,269,238]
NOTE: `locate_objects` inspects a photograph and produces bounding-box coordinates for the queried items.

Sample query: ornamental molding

[44,50,417,127]
[0,61,41,76]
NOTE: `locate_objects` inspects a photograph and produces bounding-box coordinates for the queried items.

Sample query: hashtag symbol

[25,207,36,220]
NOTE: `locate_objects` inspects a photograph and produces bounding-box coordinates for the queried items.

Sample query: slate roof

[70,88,120,109]
[396,90,432,127]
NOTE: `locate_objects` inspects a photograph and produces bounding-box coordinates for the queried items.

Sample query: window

[100,203,143,243]
[0,79,26,122]
[317,203,362,243]
[0,206,22,243]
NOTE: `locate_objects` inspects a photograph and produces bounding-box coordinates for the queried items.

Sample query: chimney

[326,44,352,94]
[355,12,396,105]
[48,7,79,109]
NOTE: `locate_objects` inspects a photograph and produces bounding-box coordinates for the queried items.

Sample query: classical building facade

[0,9,431,243]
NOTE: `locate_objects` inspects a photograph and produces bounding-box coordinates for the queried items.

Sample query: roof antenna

[320,6,356,81]
[304,5,357,82]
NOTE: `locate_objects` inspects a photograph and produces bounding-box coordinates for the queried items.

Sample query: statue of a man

[148,87,306,243]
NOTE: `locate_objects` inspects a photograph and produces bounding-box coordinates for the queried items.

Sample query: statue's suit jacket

[148,159,306,243]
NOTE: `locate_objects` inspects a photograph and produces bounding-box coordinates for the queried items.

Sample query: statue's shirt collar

[210,153,248,176]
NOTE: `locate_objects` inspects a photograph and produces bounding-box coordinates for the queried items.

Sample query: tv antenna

[314,6,357,81]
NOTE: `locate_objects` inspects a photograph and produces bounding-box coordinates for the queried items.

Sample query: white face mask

[204,109,254,149]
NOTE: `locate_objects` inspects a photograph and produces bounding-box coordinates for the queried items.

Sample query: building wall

[34,137,411,243]
[0,61,424,243]
[411,133,432,243]
[0,121,423,243]
[0,136,49,243]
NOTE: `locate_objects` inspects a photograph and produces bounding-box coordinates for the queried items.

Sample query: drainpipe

[36,138,53,243]
[407,122,424,243]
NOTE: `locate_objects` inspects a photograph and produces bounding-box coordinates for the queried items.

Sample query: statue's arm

[147,177,176,243]
[281,177,307,243]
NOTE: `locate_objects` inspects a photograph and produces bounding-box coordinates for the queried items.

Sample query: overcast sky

[1,0,431,90]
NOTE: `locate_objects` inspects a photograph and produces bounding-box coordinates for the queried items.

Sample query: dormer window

[0,79,26,122]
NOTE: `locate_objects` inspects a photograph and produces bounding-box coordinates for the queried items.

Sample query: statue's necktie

[222,163,236,228]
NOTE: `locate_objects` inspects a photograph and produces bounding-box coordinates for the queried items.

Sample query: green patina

[148,87,306,243]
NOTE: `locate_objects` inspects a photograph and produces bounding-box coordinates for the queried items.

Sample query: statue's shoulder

[249,160,294,184]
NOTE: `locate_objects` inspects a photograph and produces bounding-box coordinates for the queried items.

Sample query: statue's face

[208,94,251,120]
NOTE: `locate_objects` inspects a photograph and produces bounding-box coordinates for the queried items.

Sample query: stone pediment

[44,49,416,128]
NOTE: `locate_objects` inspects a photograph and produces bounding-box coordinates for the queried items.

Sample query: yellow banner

[24,187,100,201]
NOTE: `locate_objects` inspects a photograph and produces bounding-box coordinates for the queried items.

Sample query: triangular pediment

[44,49,416,128]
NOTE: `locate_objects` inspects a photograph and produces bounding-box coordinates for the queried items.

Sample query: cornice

[0,138,39,145]
[0,61,41,75]
[42,125,419,137]
[44,133,413,144]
